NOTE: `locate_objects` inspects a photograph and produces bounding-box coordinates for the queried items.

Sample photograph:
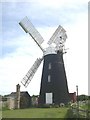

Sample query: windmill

[19,17,70,106]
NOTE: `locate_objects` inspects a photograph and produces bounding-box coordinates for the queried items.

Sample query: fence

[71,107,90,118]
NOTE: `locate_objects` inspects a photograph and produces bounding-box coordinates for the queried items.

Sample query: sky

[0,0,88,96]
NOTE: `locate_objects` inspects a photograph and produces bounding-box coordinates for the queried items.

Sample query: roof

[5,91,30,98]
[69,92,76,95]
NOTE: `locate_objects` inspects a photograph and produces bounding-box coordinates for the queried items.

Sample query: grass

[2,107,69,118]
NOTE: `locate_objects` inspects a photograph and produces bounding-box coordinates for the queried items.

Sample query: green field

[2,107,69,118]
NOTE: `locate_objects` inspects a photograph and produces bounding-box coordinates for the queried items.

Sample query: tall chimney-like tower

[16,84,20,109]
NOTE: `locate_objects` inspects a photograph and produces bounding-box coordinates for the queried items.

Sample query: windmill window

[48,63,51,69]
[48,75,51,82]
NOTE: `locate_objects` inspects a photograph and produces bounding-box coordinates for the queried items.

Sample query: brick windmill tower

[19,17,70,106]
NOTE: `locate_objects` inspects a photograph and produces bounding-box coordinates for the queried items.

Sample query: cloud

[0,0,88,96]
[0,35,43,94]
[63,11,88,95]
[2,0,88,28]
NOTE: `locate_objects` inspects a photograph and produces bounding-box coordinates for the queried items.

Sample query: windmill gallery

[18,17,76,107]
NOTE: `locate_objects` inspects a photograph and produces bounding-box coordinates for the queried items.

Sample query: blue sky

[1,1,87,56]
[0,0,88,96]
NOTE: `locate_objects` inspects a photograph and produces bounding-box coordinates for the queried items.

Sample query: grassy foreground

[2,107,69,118]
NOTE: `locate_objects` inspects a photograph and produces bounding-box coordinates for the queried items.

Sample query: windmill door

[46,93,53,104]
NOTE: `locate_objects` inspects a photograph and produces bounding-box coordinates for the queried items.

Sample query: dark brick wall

[39,52,70,105]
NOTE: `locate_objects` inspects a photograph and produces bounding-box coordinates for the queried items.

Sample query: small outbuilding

[5,91,31,109]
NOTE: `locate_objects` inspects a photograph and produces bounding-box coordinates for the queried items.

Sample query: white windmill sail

[47,25,67,45]
[47,25,67,52]
[21,57,43,87]
[19,16,44,52]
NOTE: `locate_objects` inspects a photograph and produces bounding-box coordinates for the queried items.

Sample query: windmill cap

[43,46,57,56]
